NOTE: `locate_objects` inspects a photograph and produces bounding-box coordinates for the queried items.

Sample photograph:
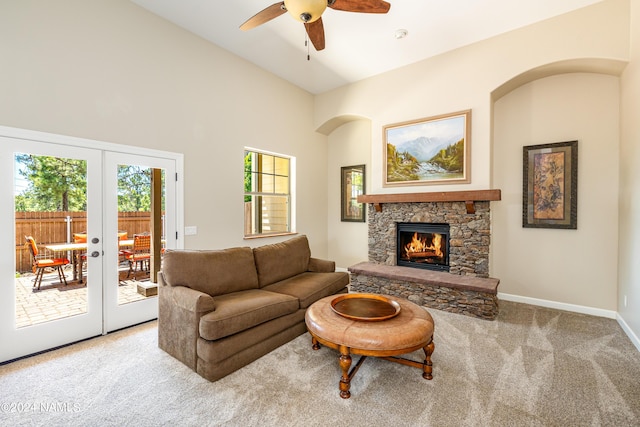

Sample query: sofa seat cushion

[253,235,311,287]
[197,309,306,364]
[199,289,299,341]
[162,247,259,296]
[262,271,349,308]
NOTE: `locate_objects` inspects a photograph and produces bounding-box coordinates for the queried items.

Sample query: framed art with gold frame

[383,110,471,186]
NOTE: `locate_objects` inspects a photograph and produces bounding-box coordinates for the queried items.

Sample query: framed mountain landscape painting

[383,110,471,186]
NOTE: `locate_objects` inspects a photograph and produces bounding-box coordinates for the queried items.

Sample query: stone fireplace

[368,200,491,277]
[348,190,501,320]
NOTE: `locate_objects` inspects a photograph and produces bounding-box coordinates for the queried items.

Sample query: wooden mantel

[357,189,501,214]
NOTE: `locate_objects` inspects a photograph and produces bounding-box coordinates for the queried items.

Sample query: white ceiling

[131,0,603,94]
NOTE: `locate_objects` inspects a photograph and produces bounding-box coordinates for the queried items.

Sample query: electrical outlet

[624,295,627,308]
[184,226,197,236]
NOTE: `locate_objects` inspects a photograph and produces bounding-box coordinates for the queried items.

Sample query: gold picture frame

[383,110,471,186]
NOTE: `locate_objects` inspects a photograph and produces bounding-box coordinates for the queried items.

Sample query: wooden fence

[15,211,153,273]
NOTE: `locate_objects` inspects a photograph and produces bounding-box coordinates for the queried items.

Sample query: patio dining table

[44,239,134,284]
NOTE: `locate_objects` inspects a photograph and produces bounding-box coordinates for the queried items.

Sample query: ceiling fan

[240,0,391,51]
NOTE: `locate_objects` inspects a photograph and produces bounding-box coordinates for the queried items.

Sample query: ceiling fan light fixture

[284,0,327,23]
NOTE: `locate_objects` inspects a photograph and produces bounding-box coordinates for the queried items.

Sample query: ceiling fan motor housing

[284,0,327,23]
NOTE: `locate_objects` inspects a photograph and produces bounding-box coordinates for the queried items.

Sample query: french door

[0,126,182,363]
[103,152,177,332]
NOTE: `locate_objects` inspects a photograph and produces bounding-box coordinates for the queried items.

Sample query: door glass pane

[14,153,88,328]
[116,164,165,305]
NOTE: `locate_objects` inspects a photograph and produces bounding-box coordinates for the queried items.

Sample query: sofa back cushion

[162,247,259,296]
[253,235,311,287]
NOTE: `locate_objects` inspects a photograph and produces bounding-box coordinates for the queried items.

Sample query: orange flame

[404,232,443,257]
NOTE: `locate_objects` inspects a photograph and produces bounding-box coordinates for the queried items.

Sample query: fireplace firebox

[397,222,450,272]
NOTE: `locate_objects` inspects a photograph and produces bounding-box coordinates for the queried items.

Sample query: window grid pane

[260,154,275,174]
[274,157,289,175]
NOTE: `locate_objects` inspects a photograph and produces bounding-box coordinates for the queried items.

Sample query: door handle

[90,251,100,258]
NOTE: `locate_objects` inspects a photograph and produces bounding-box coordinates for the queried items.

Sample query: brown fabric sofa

[158,235,349,381]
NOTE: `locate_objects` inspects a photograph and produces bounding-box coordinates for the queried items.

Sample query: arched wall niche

[489,57,627,187]
[491,58,627,102]
[316,114,370,136]
[325,115,372,270]
[490,62,622,311]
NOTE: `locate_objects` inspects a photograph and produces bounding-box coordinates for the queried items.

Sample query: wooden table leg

[339,345,352,399]
[72,253,79,282]
[311,336,321,350]
[422,339,435,380]
[77,253,84,284]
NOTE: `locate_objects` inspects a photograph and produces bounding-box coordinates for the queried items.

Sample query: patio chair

[122,233,151,278]
[117,230,128,265]
[24,236,70,290]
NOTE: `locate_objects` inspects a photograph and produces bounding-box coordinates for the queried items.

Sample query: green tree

[16,155,160,212]
[428,139,464,172]
[244,151,252,202]
[15,154,87,212]
[118,165,153,211]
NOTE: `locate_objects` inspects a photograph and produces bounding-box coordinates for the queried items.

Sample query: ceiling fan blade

[328,0,390,13]
[240,2,287,31]
[305,18,325,51]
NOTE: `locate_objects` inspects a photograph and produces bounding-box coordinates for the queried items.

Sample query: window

[244,149,292,237]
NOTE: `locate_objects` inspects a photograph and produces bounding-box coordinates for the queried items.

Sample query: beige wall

[619,0,640,338]
[315,0,629,192]
[0,0,330,256]
[492,73,619,310]
[318,0,632,316]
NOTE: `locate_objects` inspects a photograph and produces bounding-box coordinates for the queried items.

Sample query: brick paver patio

[14,266,154,328]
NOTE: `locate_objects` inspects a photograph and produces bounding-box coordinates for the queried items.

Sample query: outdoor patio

[14,265,153,328]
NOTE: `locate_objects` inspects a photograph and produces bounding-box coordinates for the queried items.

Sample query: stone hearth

[349,261,499,320]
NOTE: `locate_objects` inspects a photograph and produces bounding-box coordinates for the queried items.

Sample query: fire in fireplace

[397,222,450,272]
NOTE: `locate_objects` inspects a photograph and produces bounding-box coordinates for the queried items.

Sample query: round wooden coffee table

[305,293,435,399]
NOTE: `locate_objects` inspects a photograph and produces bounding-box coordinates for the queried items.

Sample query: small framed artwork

[341,165,366,222]
[523,140,578,229]
[383,110,471,186]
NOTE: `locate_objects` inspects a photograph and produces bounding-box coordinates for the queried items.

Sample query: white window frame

[243,147,296,238]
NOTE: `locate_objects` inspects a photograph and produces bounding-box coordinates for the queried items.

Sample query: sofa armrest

[158,272,216,371]
[170,284,217,313]
[307,257,335,273]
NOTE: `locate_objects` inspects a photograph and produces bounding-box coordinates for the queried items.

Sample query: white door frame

[0,125,184,363]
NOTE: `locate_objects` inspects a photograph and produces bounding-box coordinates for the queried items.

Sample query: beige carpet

[1,301,639,426]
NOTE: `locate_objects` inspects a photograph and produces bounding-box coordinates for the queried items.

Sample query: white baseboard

[498,293,640,352]
[616,313,640,352]
[498,292,617,319]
